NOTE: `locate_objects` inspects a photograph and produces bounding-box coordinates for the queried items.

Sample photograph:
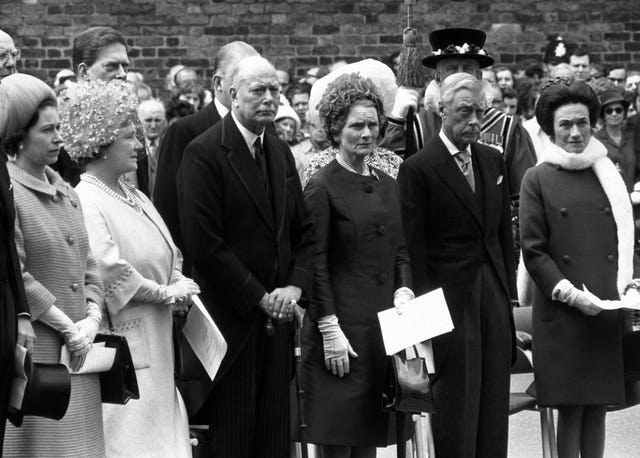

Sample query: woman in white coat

[59,80,199,457]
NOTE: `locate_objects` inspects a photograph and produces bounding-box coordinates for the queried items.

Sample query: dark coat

[301,161,411,447]
[519,163,626,406]
[154,101,222,271]
[397,136,517,457]
[594,127,636,191]
[177,114,315,433]
[0,155,30,442]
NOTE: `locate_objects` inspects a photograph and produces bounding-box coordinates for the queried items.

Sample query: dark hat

[7,346,71,427]
[599,89,629,116]
[422,28,494,69]
[543,35,571,65]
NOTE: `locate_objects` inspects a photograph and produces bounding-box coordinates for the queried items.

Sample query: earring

[103,155,108,160]
[18,143,23,151]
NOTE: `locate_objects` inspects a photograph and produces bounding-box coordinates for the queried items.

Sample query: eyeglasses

[0,49,21,65]
[604,107,624,115]
[607,77,625,84]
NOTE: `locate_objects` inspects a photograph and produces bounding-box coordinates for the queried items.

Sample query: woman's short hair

[72,27,128,75]
[58,80,138,162]
[317,73,386,147]
[535,78,600,137]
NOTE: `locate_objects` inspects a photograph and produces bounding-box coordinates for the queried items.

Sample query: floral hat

[422,28,494,69]
[58,80,138,161]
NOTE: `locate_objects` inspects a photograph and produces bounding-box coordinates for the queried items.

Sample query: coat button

[603,207,611,215]
[562,255,570,263]
[71,283,79,291]
[70,199,78,208]
[607,254,615,263]
[377,225,386,235]
[377,274,387,284]
[67,236,75,245]
[364,184,374,193]
[52,195,59,203]
[560,208,568,216]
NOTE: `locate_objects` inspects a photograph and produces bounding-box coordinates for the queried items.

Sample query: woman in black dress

[302,73,414,458]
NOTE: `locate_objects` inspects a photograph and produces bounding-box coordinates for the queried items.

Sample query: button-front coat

[520,162,626,406]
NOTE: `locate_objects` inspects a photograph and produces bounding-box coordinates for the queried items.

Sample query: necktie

[254,138,270,195]
[455,150,475,192]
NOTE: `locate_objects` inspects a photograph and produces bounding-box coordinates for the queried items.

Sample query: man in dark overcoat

[177,55,315,458]
[154,41,258,274]
[397,73,516,457]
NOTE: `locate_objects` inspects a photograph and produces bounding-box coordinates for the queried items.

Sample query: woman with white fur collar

[519,78,634,458]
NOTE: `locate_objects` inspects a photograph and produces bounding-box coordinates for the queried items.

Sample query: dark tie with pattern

[455,150,475,192]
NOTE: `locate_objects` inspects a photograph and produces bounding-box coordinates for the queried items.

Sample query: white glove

[75,300,102,344]
[317,314,358,378]
[166,277,200,304]
[553,280,601,316]
[393,287,415,315]
[40,305,92,371]
[390,86,420,120]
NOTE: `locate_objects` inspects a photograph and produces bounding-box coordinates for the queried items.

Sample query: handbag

[382,346,435,414]
[95,305,140,404]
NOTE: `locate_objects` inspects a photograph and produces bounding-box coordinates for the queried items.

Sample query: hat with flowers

[58,80,138,161]
[422,28,494,69]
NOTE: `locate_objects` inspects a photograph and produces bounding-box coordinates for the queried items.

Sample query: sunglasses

[604,107,624,115]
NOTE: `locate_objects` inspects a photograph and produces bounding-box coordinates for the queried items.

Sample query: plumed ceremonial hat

[543,35,571,65]
[0,73,56,139]
[422,28,494,69]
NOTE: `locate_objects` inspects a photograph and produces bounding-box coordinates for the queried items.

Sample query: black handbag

[95,306,140,405]
[382,347,435,414]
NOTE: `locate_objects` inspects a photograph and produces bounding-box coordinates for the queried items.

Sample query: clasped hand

[167,278,200,314]
[259,285,302,323]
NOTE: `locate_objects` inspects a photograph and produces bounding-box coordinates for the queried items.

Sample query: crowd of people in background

[1,21,640,458]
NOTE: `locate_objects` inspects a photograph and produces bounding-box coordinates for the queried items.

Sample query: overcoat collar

[7,162,71,198]
[220,114,286,233]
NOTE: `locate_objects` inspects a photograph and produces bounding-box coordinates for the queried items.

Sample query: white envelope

[377,288,454,356]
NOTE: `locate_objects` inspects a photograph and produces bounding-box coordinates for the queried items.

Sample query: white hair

[137,98,165,119]
[440,73,486,109]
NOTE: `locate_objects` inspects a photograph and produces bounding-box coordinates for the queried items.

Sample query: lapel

[263,134,287,238]
[0,155,12,221]
[431,137,483,228]
[138,196,180,270]
[472,144,500,225]
[221,115,275,231]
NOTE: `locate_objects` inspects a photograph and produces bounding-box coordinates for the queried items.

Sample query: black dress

[301,160,411,447]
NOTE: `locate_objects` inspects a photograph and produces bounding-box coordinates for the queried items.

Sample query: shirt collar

[231,111,264,157]
[439,129,472,157]
[214,97,229,119]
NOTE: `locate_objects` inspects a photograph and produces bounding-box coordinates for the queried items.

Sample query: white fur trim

[534,137,634,297]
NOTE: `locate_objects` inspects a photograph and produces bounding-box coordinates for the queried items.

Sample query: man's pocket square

[497,175,503,185]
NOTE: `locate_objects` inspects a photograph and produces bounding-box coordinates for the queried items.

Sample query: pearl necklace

[81,174,143,213]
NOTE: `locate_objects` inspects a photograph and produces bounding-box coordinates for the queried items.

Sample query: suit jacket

[384,108,535,198]
[177,113,315,382]
[0,155,29,429]
[397,137,516,369]
[154,101,222,271]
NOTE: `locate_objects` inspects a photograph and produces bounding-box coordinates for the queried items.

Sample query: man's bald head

[212,41,259,109]
[229,56,279,134]
[0,30,19,80]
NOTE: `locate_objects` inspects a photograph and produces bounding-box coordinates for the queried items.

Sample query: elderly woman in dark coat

[519,79,634,458]
[302,73,414,458]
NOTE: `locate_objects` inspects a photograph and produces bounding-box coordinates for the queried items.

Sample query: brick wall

[2,0,639,97]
